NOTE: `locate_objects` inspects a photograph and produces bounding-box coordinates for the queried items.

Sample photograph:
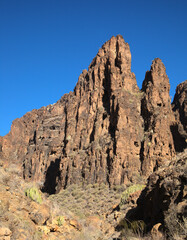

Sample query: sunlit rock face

[0,35,186,194]
[140,58,176,175]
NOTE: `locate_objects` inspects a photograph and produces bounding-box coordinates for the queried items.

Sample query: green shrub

[25,187,42,204]
[120,184,145,206]
[119,219,146,237]
[57,216,64,226]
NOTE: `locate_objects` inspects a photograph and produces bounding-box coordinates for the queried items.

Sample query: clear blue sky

[0,0,187,136]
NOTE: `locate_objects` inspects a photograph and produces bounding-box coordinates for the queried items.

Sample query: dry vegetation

[49,183,125,218]
[0,159,186,240]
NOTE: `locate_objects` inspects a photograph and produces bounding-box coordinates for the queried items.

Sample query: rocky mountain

[0,35,186,196]
[0,35,187,240]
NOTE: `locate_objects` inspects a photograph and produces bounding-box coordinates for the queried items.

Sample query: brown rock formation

[140,58,176,174]
[0,35,186,194]
[172,80,187,152]
[125,150,187,235]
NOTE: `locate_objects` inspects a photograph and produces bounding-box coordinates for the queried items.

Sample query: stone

[69,219,82,231]
[172,80,187,152]
[151,223,163,239]
[0,227,11,237]
[29,203,50,225]
[0,237,10,240]
[0,35,186,194]
[38,225,50,234]
[126,149,187,232]
[140,58,176,176]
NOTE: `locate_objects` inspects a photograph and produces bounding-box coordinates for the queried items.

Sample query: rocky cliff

[0,35,186,194]
[123,149,187,239]
[172,80,187,152]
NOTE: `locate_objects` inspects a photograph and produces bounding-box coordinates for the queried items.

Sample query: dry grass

[48,183,124,218]
[165,205,187,240]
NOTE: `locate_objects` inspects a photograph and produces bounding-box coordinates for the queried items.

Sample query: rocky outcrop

[125,150,187,238]
[140,58,176,174]
[0,35,186,194]
[0,161,119,240]
[172,80,187,152]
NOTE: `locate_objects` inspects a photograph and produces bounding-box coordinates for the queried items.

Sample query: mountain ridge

[0,35,186,195]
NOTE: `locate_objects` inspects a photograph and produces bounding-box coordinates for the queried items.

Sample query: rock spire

[0,36,186,194]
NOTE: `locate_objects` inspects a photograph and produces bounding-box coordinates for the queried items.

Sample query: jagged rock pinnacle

[0,36,186,193]
[74,35,138,98]
[141,58,175,174]
[142,58,171,114]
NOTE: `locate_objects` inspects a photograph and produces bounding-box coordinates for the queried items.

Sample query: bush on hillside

[25,187,42,204]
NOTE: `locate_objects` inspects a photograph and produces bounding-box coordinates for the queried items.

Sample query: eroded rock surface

[125,150,187,238]
[172,80,187,152]
[0,35,186,194]
[141,58,176,174]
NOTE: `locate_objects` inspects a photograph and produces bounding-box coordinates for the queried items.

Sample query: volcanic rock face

[0,35,186,194]
[128,150,187,232]
[141,58,176,174]
[173,80,187,131]
[172,80,187,152]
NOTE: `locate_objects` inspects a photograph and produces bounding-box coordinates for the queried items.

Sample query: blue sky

[0,0,187,136]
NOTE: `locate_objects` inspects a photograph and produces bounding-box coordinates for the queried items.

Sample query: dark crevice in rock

[140,141,145,171]
[90,117,97,143]
[170,124,187,152]
[23,158,33,179]
[29,130,36,145]
[109,97,119,155]
[42,158,61,194]
[106,148,111,185]
[81,163,86,180]
[141,97,151,132]
[75,103,80,131]
[102,59,111,115]
[89,92,92,105]
[91,70,95,87]
[115,40,122,73]
[63,105,68,155]
[153,161,159,172]
[64,165,69,189]
[22,161,26,179]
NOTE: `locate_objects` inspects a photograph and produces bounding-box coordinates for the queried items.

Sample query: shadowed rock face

[125,150,187,231]
[172,80,187,152]
[172,80,187,131]
[0,35,186,193]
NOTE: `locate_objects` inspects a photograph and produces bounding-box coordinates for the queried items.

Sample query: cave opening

[42,158,61,195]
